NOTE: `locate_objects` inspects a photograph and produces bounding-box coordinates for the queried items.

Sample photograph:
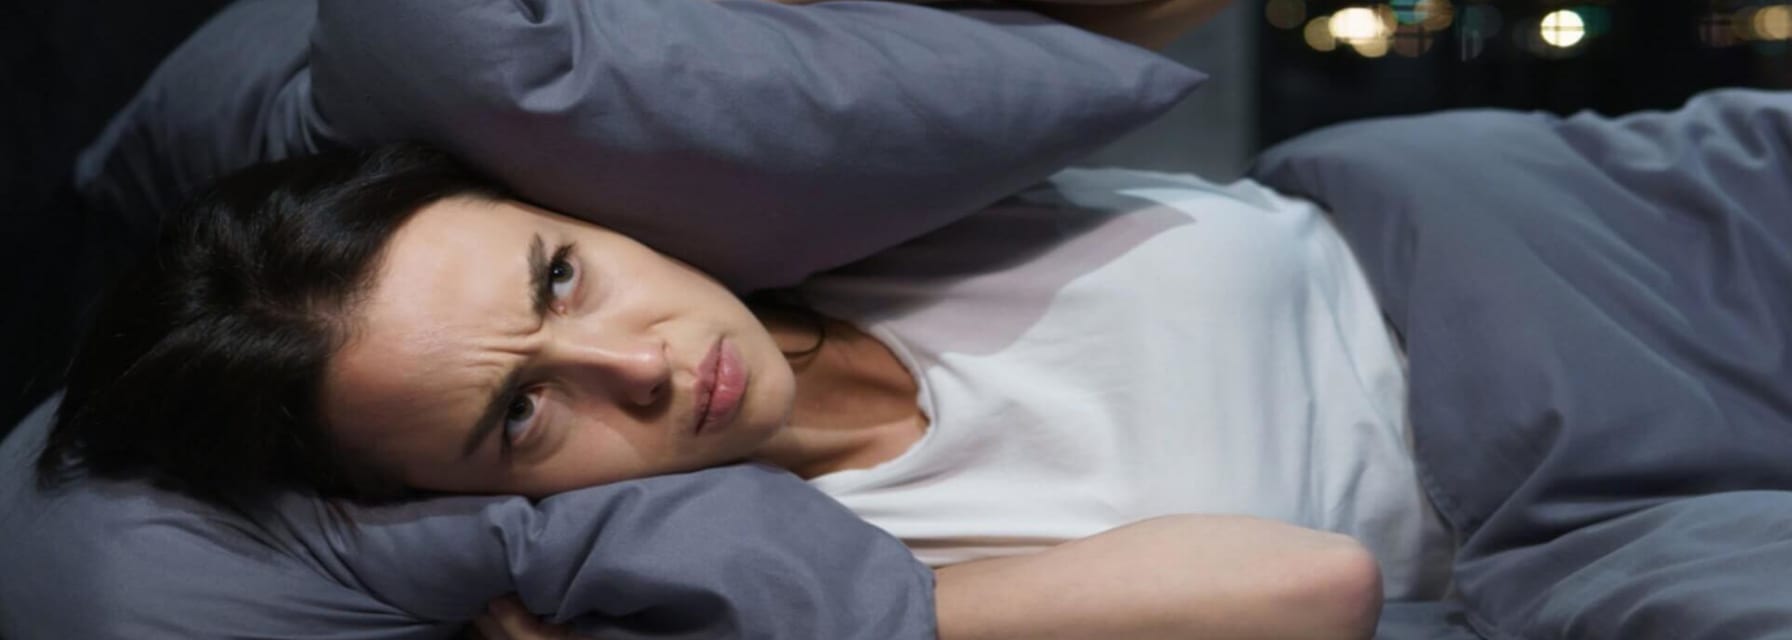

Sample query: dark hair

[36,143,510,506]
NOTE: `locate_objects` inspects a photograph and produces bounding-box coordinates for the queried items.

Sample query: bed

[4,0,1790,636]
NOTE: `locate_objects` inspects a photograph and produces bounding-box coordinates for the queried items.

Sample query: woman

[39,144,1398,639]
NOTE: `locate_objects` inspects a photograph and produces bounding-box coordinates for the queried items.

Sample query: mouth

[692,337,748,436]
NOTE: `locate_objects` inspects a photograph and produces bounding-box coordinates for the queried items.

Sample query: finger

[487,595,536,627]
[488,595,568,637]
[473,614,509,640]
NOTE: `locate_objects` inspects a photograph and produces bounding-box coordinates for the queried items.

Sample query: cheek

[548,426,637,476]
[756,357,798,423]
[517,452,637,498]
[521,416,678,493]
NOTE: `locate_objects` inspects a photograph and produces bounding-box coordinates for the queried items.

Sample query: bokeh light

[1540,9,1587,48]
[1391,0,1425,25]
[1330,7,1390,43]
[1324,5,1397,57]
[1754,5,1792,41]
[1386,0,1455,31]
[1304,16,1338,51]
[1353,33,1392,57]
[1273,0,1792,62]
[1266,0,1308,30]
[1735,6,1758,40]
[1391,24,1436,57]
[1701,10,1739,47]
[1418,0,1455,31]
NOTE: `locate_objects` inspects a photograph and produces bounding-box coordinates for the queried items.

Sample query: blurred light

[1418,0,1455,31]
[1392,24,1438,56]
[1375,4,1400,35]
[1389,0,1454,31]
[1755,5,1792,41]
[1330,7,1389,43]
[1266,0,1307,30]
[1391,0,1424,25]
[1701,10,1740,46]
[1353,34,1392,57]
[1540,9,1587,48]
[1735,6,1758,40]
[1304,16,1338,51]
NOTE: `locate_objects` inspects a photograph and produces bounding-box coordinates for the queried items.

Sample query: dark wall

[1,1,232,429]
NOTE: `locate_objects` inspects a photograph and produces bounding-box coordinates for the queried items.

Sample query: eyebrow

[459,233,553,460]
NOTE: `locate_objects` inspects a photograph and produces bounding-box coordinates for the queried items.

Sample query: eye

[502,394,536,444]
[548,253,578,301]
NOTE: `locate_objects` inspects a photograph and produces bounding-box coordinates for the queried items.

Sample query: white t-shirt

[801,169,1454,600]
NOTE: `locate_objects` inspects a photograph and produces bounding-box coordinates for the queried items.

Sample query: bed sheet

[1376,601,1482,640]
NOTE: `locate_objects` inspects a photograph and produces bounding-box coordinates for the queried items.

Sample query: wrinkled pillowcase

[0,397,936,639]
[76,0,1204,291]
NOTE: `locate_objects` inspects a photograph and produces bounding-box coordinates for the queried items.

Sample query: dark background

[3,0,1790,430]
[2,1,235,431]
[1258,0,1792,147]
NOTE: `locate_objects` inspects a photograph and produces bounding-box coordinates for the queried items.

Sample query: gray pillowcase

[0,397,936,638]
[76,0,1204,291]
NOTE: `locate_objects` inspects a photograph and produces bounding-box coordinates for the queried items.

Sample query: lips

[693,337,748,435]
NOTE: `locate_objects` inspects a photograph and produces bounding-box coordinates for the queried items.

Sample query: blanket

[1252,89,1792,639]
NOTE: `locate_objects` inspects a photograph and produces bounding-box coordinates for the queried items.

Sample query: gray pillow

[0,397,936,638]
[76,0,1204,291]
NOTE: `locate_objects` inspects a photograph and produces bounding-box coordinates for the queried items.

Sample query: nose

[543,329,670,407]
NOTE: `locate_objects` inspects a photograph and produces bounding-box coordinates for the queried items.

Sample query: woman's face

[321,197,796,497]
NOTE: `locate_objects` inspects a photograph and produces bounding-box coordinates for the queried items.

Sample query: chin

[729,412,785,456]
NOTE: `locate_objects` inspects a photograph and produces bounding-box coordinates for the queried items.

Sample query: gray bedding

[0,398,935,638]
[1376,601,1482,640]
[1252,89,1792,639]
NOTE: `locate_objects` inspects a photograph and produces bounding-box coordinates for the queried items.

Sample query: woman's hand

[469,596,581,640]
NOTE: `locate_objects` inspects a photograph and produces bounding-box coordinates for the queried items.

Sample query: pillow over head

[76,0,1203,291]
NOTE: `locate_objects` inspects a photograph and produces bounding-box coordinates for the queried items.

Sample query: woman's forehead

[321,198,546,448]
[322,310,531,469]
[393,197,533,252]
[365,210,537,340]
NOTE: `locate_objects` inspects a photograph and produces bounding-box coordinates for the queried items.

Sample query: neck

[748,313,926,479]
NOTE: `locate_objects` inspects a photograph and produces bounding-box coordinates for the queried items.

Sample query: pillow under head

[0,397,936,638]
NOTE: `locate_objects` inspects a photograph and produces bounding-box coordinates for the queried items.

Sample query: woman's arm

[934,515,1383,640]
[476,514,1381,640]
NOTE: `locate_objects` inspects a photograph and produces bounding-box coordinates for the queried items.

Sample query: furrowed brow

[460,233,550,460]
[461,366,526,460]
[528,233,554,318]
